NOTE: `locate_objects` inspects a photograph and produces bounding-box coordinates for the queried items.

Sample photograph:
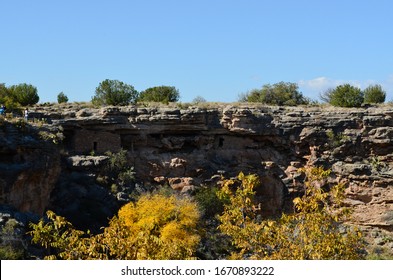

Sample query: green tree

[0,83,7,100]
[241,82,309,106]
[57,92,69,103]
[0,84,18,110]
[92,79,139,106]
[104,149,135,188]
[0,83,10,107]
[363,84,386,104]
[239,89,262,103]
[9,83,39,106]
[321,84,364,107]
[138,86,180,104]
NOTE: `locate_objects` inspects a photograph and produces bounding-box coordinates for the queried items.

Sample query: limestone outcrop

[0,121,61,215]
[36,105,391,216]
[2,103,393,252]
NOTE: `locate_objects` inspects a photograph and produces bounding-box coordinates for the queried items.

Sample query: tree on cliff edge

[240,82,309,106]
[92,79,139,106]
[363,84,386,104]
[138,86,180,104]
[8,83,39,106]
[321,84,364,107]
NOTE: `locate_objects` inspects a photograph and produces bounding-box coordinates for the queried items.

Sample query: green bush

[8,83,39,106]
[0,245,25,259]
[322,84,363,107]
[104,149,135,189]
[241,82,309,106]
[138,86,180,104]
[92,79,139,106]
[363,84,386,104]
[0,219,26,259]
[57,92,69,103]
[195,186,224,219]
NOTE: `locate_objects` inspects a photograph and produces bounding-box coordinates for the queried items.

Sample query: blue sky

[1,0,393,103]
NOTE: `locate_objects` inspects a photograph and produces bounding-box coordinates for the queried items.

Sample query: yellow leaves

[117,203,137,226]
[160,222,184,242]
[106,193,201,260]
[29,164,365,260]
[217,167,365,260]
[293,197,302,211]
[29,192,201,260]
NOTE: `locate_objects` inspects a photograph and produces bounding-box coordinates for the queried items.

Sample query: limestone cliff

[0,120,61,215]
[2,104,393,253]
[40,105,392,223]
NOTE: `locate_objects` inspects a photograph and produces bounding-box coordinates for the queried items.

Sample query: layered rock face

[0,121,61,215]
[37,105,392,230]
[2,104,393,249]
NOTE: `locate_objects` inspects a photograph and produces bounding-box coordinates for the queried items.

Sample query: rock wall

[35,105,391,229]
[2,104,393,250]
[0,121,61,214]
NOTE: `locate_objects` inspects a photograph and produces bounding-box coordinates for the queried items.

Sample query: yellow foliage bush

[29,165,365,260]
[217,167,365,260]
[29,193,200,260]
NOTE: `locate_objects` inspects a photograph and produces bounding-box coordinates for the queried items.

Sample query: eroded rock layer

[2,104,393,250]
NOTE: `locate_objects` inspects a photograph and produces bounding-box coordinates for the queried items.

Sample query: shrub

[57,92,69,103]
[322,84,363,107]
[192,96,207,104]
[104,149,135,189]
[195,186,224,219]
[29,193,201,260]
[92,79,139,106]
[138,86,180,104]
[363,84,386,104]
[241,82,309,106]
[0,85,20,111]
[8,83,39,106]
[217,167,365,260]
[0,219,26,259]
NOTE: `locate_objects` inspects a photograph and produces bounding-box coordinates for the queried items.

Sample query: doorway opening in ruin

[219,137,224,148]
[93,141,98,152]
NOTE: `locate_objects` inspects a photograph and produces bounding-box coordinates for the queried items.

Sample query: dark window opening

[219,137,224,148]
[93,141,98,151]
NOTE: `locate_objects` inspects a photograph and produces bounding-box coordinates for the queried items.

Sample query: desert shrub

[138,86,180,104]
[104,149,134,182]
[195,186,224,219]
[321,84,364,107]
[92,79,139,106]
[57,92,69,103]
[8,83,39,106]
[192,96,207,104]
[1,83,38,110]
[240,82,309,106]
[363,84,386,104]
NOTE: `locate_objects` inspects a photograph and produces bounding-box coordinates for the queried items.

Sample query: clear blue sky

[1,0,393,103]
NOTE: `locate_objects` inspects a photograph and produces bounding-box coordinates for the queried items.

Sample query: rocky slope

[1,103,393,255]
